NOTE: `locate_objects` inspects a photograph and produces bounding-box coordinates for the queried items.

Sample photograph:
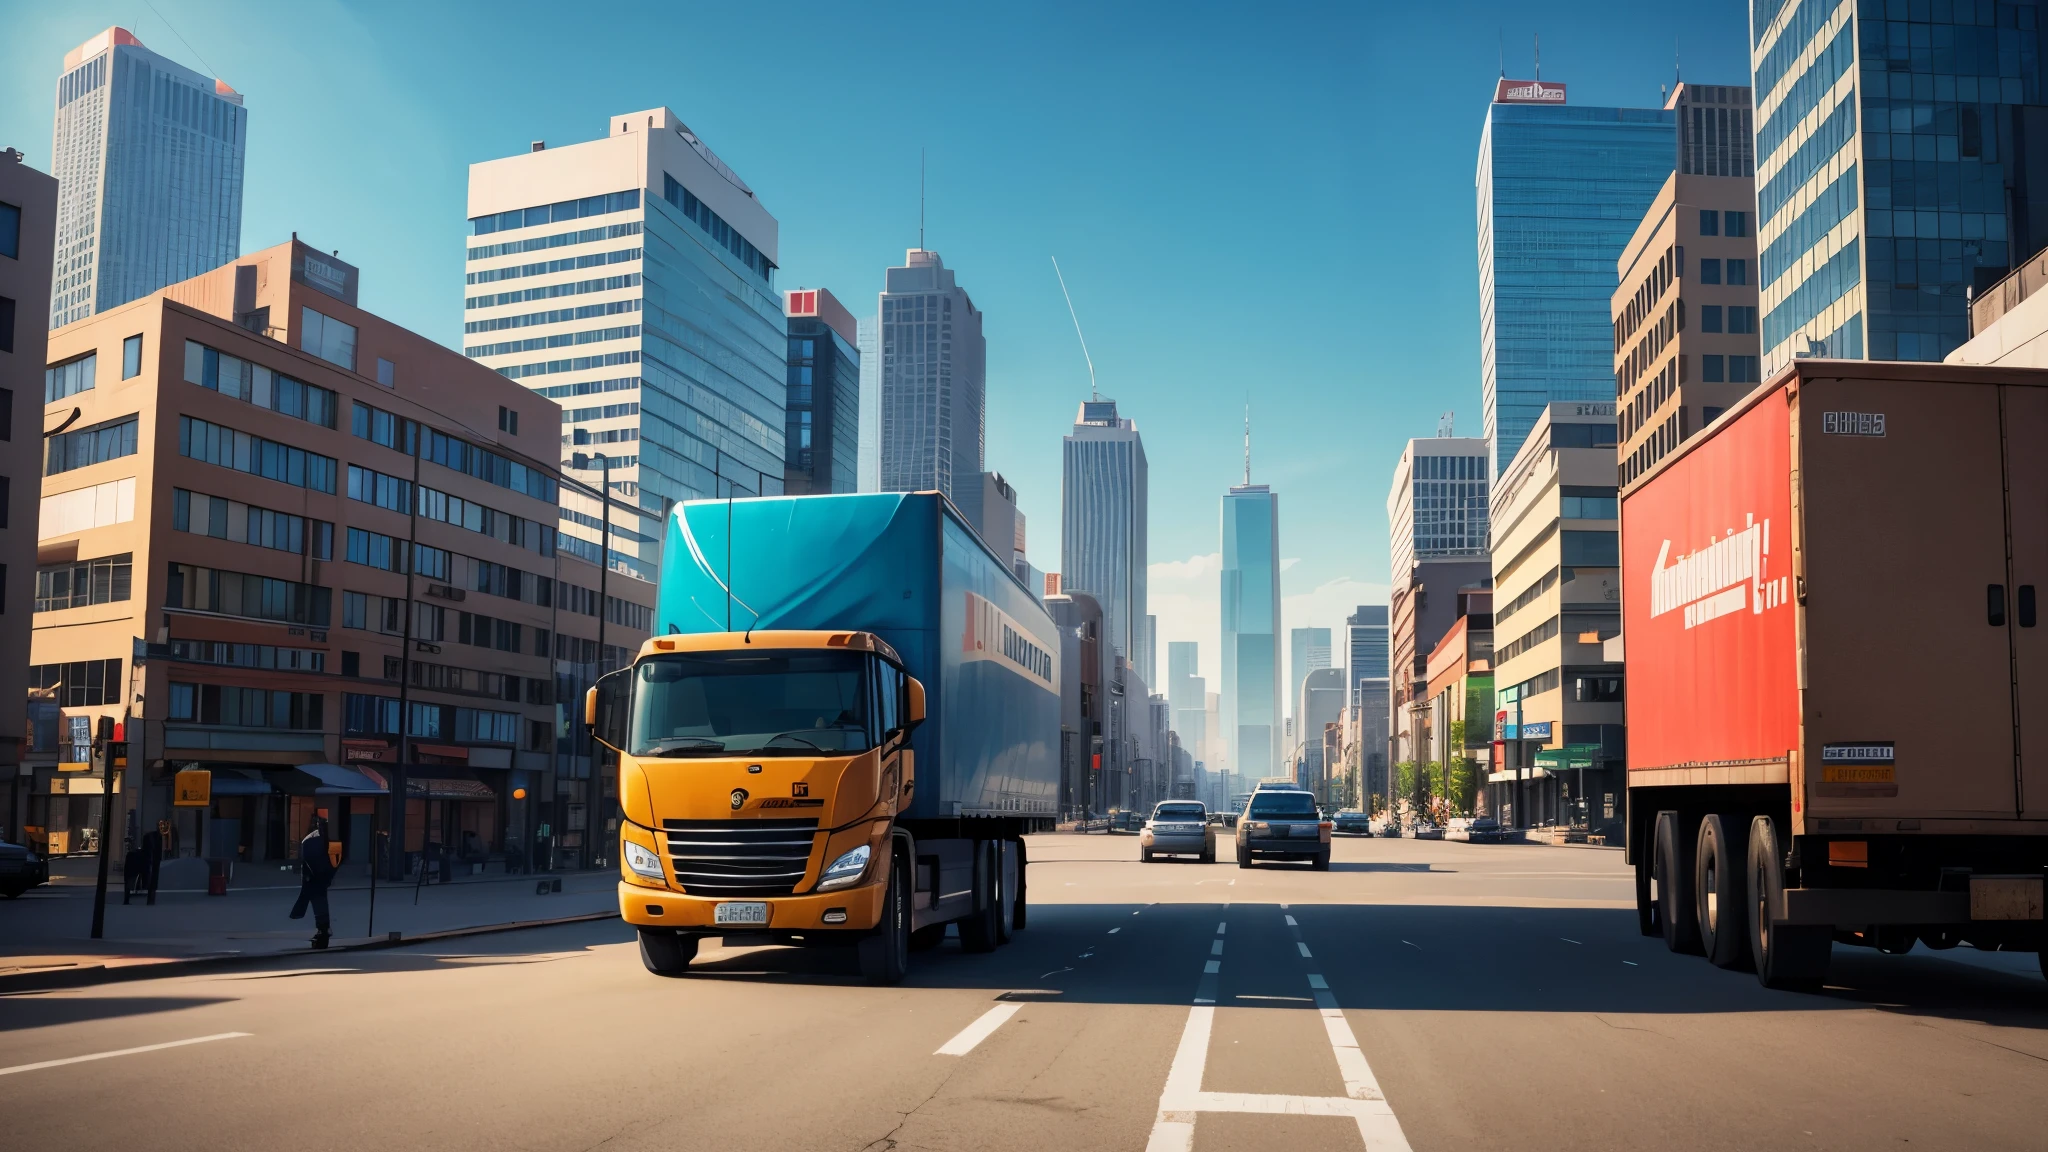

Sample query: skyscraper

[49,27,247,329]
[783,287,860,495]
[1753,1,2047,368]
[1387,436,1492,769]
[1345,605,1389,705]
[1221,482,1281,780]
[856,317,879,492]
[1167,641,1205,762]
[1060,398,1148,671]
[879,248,984,504]
[1477,76,1674,479]
[467,108,785,577]
[1288,627,1332,730]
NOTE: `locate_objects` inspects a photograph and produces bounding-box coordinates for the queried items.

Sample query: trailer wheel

[1747,815,1830,991]
[858,848,911,985]
[1011,837,1029,932]
[638,929,699,977]
[1654,811,1702,955]
[1634,833,1662,938]
[995,840,1016,945]
[1694,815,1751,970]
[959,840,1001,954]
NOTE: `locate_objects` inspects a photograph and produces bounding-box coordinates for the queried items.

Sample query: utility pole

[387,420,424,881]
[590,454,611,871]
[88,714,124,939]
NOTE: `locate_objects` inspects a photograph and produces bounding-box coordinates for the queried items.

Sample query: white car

[1140,801,1214,862]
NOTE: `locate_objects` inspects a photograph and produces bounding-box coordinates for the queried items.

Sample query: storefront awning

[356,766,499,801]
[204,768,275,796]
[293,763,387,795]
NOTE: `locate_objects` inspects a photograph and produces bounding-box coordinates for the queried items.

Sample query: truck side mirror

[586,667,632,753]
[904,676,927,728]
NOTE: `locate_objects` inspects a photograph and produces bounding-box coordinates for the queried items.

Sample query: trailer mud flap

[1782,887,1972,926]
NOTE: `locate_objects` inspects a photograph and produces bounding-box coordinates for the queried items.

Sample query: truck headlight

[816,844,871,891]
[623,838,666,880]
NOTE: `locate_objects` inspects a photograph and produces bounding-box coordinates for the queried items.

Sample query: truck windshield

[629,650,872,757]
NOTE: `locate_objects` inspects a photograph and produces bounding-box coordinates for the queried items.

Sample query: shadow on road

[0,995,237,1032]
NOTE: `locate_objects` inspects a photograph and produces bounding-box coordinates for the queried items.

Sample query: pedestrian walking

[289,817,337,948]
[141,819,166,905]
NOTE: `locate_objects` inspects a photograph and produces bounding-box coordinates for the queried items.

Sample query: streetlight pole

[590,455,611,871]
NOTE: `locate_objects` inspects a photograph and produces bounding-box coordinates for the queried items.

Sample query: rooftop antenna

[1498,28,1504,77]
[919,147,926,250]
[1050,256,1099,401]
[1534,33,1540,81]
[1243,402,1252,486]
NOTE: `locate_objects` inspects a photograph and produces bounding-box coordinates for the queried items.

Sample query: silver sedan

[1140,801,1214,862]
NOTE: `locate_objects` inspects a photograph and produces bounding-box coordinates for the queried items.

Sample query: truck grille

[661,818,818,896]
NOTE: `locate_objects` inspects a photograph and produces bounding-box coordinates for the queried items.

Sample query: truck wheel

[1654,811,1702,955]
[1236,844,1250,868]
[1011,837,1029,932]
[638,929,699,977]
[1746,815,1829,991]
[1200,844,1215,864]
[994,840,1015,945]
[959,841,1001,954]
[1634,834,1662,937]
[1694,814,1751,970]
[858,850,911,985]
[1312,851,1331,872]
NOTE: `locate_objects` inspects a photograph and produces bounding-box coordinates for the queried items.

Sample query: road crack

[1592,1013,1674,1039]
[860,1064,962,1151]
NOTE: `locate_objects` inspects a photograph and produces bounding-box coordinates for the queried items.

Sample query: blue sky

[0,0,1751,687]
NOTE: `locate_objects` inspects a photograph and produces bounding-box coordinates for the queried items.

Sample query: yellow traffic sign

[174,769,213,807]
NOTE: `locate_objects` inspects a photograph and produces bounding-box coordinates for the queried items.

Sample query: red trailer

[1622,359,2047,988]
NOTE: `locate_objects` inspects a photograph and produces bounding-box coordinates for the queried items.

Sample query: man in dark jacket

[289,818,338,948]
[139,820,166,905]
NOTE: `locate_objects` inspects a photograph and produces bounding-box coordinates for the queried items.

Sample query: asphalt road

[3,833,2044,1151]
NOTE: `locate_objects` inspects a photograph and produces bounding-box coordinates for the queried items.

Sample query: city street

[3,833,2044,1151]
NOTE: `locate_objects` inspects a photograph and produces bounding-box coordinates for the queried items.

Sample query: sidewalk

[0,864,620,990]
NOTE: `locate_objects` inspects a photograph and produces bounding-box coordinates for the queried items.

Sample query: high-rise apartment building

[1614,91,1760,489]
[879,248,984,505]
[1288,626,1331,730]
[2,150,59,815]
[782,288,860,495]
[856,317,879,492]
[1478,77,1674,480]
[1061,398,1148,670]
[49,28,247,330]
[1754,0,2048,370]
[467,109,785,581]
[1387,436,1490,583]
[1221,482,1281,780]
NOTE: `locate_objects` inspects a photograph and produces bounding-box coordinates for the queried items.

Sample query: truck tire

[1655,811,1703,955]
[1236,844,1250,868]
[959,840,1001,954]
[1141,847,1154,863]
[1746,815,1830,991]
[994,840,1015,945]
[1011,837,1029,932]
[858,849,911,985]
[1694,814,1751,970]
[1634,834,1662,937]
[1312,850,1331,872]
[638,929,699,977]
[1200,843,1215,864]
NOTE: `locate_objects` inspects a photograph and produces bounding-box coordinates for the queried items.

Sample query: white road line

[1216,921,1227,934]
[0,1032,251,1077]
[1561,937,1582,944]
[1210,939,1224,956]
[1109,927,1121,934]
[1400,940,1419,949]
[1308,978,1384,1101]
[1203,959,1221,974]
[934,1004,1022,1057]
[1284,914,1298,926]
[1307,974,1329,989]
[1297,942,1313,958]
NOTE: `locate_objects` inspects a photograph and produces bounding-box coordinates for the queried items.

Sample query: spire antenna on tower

[919,147,926,250]
[1051,256,1098,401]
[1243,402,1252,486]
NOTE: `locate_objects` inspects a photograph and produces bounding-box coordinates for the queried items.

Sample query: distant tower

[1221,421,1281,779]
[878,248,985,503]
[1061,398,1148,676]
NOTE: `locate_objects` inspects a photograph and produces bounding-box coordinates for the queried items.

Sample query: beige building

[4,150,59,835]
[1487,403,1624,832]
[27,237,650,868]
[1613,84,1761,491]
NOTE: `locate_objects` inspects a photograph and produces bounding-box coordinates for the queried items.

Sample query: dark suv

[1234,786,1331,870]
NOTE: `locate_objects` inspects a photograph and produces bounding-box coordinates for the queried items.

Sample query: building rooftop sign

[1495,78,1566,105]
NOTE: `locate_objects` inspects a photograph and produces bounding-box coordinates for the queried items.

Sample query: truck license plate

[714,901,770,926]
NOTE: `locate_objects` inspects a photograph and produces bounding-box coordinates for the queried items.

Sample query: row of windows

[463,297,639,334]
[1765,165,1858,289]
[495,349,640,381]
[536,375,638,399]
[1412,454,1485,480]
[301,307,359,373]
[349,400,557,503]
[1622,413,1685,487]
[346,527,406,573]
[1700,305,1758,334]
[34,553,131,612]
[1702,354,1762,383]
[1757,17,1853,164]
[565,402,639,422]
[165,562,332,627]
[1494,567,1559,629]
[30,659,125,707]
[464,247,639,286]
[1754,0,1837,97]
[184,340,338,428]
[466,272,641,311]
[467,220,640,261]
[1696,257,1749,285]
[1498,615,1559,665]
[410,660,550,705]
[173,489,334,559]
[168,639,325,673]
[45,351,97,403]
[464,324,639,358]
[347,463,412,513]
[1760,97,1856,225]
[1763,238,1861,351]
[469,189,640,236]
[167,684,324,730]
[1559,486,1620,520]
[458,611,526,654]
[662,174,773,281]
[46,415,137,476]
[180,415,338,493]
[417,485,555,556]
[1698,209,1748,238]
[1616,245,1677,347]
[568,427,638,446]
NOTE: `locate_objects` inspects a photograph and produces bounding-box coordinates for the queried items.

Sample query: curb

[0,910,619,994]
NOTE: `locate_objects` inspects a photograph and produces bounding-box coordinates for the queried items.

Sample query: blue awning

[205,769,273,796]
[293,763,386,795]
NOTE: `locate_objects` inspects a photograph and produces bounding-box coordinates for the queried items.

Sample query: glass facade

[1061,400,1149,667]
[51,35,247,328]
[1477,102,1676,479]
[1221,485,1281,779]
[783,317,861,494]
[878,250,985,504]
[1755,0,2046,368]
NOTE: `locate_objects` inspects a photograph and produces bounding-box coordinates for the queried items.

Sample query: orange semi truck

[586,493,1060,982]
[1622,360,2047,988]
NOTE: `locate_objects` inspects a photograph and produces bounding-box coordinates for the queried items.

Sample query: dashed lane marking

[934,1004,1022,1057]
[1217,921,1227,934]
[1109,927,1121,934]
[1561,937,1582,945]
[1210,940,1225,956]
[1297,942,1313,958]
[1203,960,1221,974]
[0,1033,252,1077]
[1284,914,1298,926]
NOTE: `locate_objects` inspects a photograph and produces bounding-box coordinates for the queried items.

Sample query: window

[1701,305,1723,333]
[0,200,19,259]
[1561,530,1620,567]
[1573,676,1624,703]
[45,414,137,475]
[1699,259,1721,284]
[341,651,360,678]
[1729,356,1760,383]
[179,416,338,492]
[498,406,519,435]
[169,684,324,730]
[468,189,640,236]
[347,464,412,513]
[300,306,357,371]
[1725,211,1747,237]
[29,659,124,706]
[122,334,142,378]
[1558,486,1618,520]
[1704,405,1727,423]
[0,294,14,354]
[662,174,775,282]
[34,553,132,611]
[342,591,406,634]
[376,357,395,387]
[345,693,400,736]
[345,527,407,573]
[1727,306,1757,335]
[1699,209,1719,236]
[1726,259,1747,286]
[45,352,96,403]
[169,640,324,672]
[1547,422,1617,450]
[1702,354,1725,382]
[183,341,339,427]
[164,562,332,626]
[415,545,449,581]
[173,489,332,558]
[454,708,519,745]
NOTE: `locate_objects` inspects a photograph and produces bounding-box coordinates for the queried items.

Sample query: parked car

[1374,818,1402,838]
[0,838,51,898]
[1465,816,1508,843]
[1332,810,1371,836]
[1141,801,1214,863]
[1235,786,1332,869]
[1409,821,1445,841]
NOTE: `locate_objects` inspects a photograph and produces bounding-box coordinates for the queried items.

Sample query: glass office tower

[1754,0,2047,370]
[1221,483,1281,780]
[1477,90,1674,480]
[783,288,861,495]
[1061,399,1148,671]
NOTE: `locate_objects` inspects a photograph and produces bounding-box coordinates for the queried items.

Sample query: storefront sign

[174,768,212,807]
[342,739,393,763]
[1520,720,1554,741]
